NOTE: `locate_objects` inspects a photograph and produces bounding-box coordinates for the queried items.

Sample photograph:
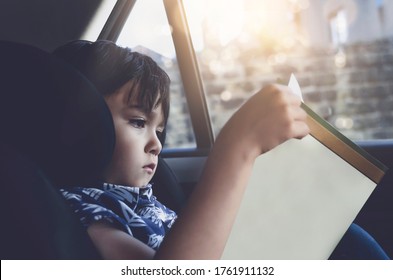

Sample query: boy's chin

[106,178,150,188]
[132,180,152,188]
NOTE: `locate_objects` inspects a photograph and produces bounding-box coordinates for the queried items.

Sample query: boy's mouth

[143,163,156,174]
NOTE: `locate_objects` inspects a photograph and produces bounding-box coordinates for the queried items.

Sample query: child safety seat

[0,41,184,259]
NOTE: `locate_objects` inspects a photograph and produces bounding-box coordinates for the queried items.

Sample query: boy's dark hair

[53,40,171,129]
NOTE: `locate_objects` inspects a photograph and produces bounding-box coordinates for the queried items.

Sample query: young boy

[54,40,388,260]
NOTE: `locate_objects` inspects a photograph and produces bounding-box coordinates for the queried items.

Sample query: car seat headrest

[0,41,115,186]
[52,40,168,147]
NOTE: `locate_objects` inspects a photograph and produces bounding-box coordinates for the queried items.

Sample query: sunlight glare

[117,0,175,58]
[184,0,306,54]
[202,0,245,46]
[323,0,358,25]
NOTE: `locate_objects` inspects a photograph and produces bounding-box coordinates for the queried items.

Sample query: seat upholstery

[0,141,101,259]
[0,40,115,187]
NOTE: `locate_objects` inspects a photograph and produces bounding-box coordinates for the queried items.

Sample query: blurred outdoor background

[116,0,393,148]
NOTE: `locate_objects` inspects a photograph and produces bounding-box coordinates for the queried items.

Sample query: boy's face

[103,80,164,187]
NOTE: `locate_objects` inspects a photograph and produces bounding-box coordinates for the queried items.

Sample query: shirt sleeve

[60,189,133,236]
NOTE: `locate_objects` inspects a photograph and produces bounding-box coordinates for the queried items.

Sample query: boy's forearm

[155,131,256,259]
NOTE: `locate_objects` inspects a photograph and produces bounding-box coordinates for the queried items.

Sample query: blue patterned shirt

[60,183,177,249]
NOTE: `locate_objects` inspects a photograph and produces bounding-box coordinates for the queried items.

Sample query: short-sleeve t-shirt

[60,183,177,249]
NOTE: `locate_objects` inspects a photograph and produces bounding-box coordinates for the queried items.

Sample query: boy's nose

[146,131,162,156]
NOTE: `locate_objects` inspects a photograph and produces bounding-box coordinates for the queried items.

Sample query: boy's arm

[155,84,309,259]
[87,221,155,259]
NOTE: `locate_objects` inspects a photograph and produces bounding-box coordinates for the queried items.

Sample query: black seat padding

[0,40,115,187]
[152,157,186,211]
[0,141,101,259]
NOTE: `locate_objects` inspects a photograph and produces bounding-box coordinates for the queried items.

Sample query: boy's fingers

[286,91,303,105]
[293,121,310,139]
[292,106,308,121]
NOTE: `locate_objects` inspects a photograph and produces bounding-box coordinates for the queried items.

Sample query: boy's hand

[218,84,310,160]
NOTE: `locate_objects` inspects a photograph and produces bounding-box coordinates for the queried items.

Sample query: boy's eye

[129,119,146,128]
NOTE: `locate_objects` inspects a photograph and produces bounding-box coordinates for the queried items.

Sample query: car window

[183,0,393,141]
[116,0,196,149]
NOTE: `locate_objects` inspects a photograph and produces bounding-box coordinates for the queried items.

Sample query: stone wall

[164,38,393,148]
[294,38,393,140]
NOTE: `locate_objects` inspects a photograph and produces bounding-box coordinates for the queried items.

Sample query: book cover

[222,76,388,259]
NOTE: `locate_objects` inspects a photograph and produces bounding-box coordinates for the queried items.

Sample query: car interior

[0,0,392,259]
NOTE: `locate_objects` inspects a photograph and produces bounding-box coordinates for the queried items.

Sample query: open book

[222,75,388,260]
